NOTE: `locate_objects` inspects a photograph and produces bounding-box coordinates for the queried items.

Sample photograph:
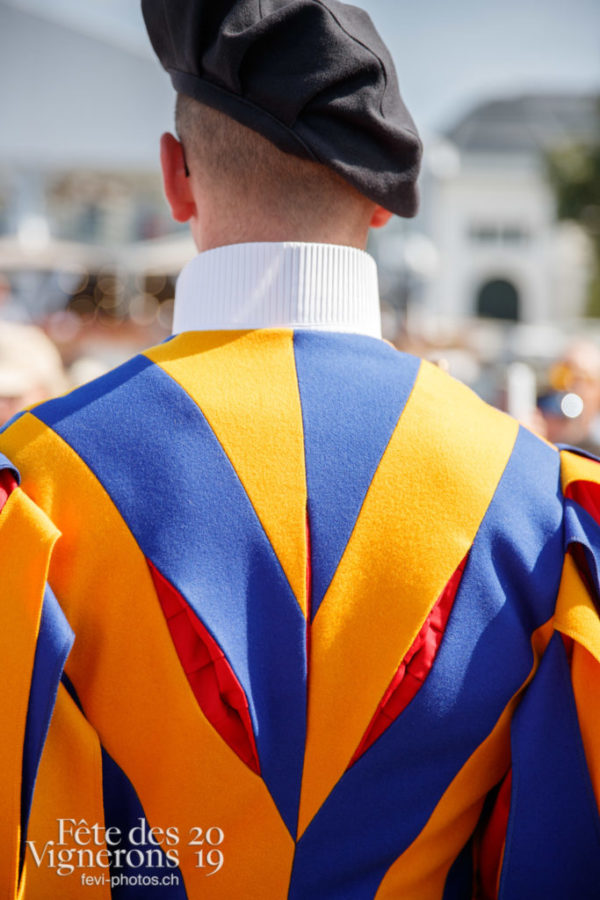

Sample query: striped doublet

[2,330,600,899]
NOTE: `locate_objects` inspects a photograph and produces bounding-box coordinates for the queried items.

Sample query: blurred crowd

[403,332,600,455]
[3,272,600,460]
[537,340,600,452]
[0,269,172,428]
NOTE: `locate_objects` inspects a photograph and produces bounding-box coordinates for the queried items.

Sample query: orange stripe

[560,448,600,494]
[374,619,554,900]
[298,361,519,837]
[0,485,59,900]
[145,331,308,614]
[24,685,110,899]
[1,413,295,898]
[555,551,600,665]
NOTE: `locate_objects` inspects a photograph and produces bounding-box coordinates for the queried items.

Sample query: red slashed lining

[565,479,600,523]
[147,560,261,775]
[0,469,17,514]
[348,554,469,769]
[565,481,600,603]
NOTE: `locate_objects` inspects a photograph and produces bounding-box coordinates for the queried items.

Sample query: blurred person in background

[0,321,67,425]
[0,275,11,313]
[539,339,600,454]
[2,2,600,899]
[0,274,30,323]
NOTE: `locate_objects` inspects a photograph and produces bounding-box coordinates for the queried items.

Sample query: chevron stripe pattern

[2,330,600,899]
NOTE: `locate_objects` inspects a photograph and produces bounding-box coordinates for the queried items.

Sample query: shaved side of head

[175,94,377,244]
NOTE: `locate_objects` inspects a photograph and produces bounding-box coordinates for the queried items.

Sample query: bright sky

[360,0,600,133]
[2,0,600,134]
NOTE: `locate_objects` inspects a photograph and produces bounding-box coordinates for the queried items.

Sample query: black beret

[142,0,422,217]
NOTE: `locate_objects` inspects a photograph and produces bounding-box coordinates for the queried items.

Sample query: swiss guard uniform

[2,2,600,899]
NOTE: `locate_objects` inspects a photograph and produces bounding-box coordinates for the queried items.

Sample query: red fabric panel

[348,554,468,768]
[148,560,261,774]
[0,469,17,515]
[476,771,512,900]
[564,483,599,607]
[565,480,600,605]
[565,479,600,524]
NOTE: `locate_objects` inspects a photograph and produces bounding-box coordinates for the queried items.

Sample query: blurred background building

[426,94,598,326]
[1,0,600,445]
[0,0,190,371]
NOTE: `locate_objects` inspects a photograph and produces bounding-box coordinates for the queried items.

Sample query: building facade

[422,94,598,327]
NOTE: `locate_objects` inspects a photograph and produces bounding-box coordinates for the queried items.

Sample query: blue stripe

[102,750,188,899]
[293,333,420,619]
[557,442,600,462]
[289,428,563,899]
[32,354,306,838]
[21,585,74,870]
[0,450,20,483]
[564,498,600,600]
[499,633,600,899]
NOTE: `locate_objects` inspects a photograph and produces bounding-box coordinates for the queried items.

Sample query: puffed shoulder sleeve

[477,446,600,900]
[556,447,600,665]
[0,453,73,899]
[555,447,600,804]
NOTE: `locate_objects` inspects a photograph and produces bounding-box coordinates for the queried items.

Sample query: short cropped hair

[175,94,373,228]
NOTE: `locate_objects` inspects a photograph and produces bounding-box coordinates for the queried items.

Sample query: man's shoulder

[0,348,157,498]
[0,329,568,522]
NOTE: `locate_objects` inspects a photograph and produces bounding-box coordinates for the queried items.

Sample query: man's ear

[369,206,394,229]
[160,133,196,223]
